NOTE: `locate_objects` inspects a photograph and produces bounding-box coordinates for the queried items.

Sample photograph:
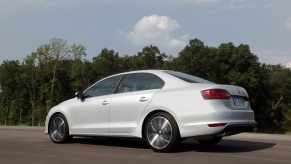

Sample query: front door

[70,95,111,134]
[70,75,122,134]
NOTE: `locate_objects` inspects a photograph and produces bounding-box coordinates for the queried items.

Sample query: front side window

[84,75,122,97]
[119,73,164,93]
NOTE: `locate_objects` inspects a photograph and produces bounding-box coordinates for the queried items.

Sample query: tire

[48,113,72,143]
[144,112,180,152]
[197,136,222,146]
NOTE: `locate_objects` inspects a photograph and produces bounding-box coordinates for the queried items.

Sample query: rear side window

[119,73,164,93]
[164,70,212,84]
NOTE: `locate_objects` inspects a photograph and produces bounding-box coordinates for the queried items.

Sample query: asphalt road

[0,126,290,164]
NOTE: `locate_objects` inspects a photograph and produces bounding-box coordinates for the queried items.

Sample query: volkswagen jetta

[45,70,255,152]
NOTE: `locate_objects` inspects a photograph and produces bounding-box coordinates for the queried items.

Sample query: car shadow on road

[73,137,149,149]
[73,137,275,153]
[180,139,276,153]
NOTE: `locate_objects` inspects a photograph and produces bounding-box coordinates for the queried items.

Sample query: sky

[0,0,291,68]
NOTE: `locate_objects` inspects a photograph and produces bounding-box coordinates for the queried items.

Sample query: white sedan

[45,70,255,152]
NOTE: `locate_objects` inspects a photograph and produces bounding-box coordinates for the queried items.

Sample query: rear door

[109,73,164,133]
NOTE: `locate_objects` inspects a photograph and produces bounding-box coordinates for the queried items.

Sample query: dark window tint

[164,70,212,84]
[119,73,164,93]
[84,75,122,97]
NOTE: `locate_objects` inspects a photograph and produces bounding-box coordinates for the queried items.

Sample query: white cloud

[286,61,291,69]
[127,15,189,54]
[286,18,291,30]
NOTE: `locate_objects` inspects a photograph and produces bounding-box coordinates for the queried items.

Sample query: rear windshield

[164,70,213,84]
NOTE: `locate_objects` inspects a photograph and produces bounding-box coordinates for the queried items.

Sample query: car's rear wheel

[145,112,180,152]
[197,136,222,146]
[49,113,71,143]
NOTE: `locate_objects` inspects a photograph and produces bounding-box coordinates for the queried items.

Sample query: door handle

[102,100,109,105]
[139,97,148,102]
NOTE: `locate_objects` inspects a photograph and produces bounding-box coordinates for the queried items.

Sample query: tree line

[0,38,290,133]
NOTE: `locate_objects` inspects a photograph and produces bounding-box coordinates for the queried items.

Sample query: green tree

[0,37,290,132]
[69,45,87,91]
[92,48,121,79]
[267,65,291,131]
[175,39,272,130]
[0,60,26,125]
[136,45,167,69]
[174,39,216,81]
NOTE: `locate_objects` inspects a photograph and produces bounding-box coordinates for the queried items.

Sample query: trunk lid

[211,84,249,98]
[200,84,250,110]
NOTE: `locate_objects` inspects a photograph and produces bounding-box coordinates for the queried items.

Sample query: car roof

[113,69,167,75]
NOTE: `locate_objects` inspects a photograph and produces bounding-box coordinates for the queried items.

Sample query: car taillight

[201,89,231,100]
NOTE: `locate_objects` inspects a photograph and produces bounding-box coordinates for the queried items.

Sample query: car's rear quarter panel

[146,84,255,138]
[146,86,206,137]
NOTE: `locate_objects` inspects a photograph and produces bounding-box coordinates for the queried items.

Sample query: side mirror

[75,91,84,100]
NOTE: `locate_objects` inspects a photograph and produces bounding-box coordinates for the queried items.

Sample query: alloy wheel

[146,116,172,149]
[49,116,66,142]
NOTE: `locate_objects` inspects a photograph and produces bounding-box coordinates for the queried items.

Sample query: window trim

[115,73,165,94]
[114,75,125,93]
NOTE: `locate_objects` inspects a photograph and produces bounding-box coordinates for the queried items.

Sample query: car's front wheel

[49,113,71,143]
[145,112,180,152]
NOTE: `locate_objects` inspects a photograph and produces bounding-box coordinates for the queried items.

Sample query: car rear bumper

[180,120,256,138]
[217,122,256,136]
[177,99,255,138]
